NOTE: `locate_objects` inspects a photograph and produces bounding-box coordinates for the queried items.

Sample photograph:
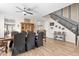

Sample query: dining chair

[9,31,18,48]
[12,33,26,56]
[35,32,43,47]
[37,30,46,42]
[25,31,36,51]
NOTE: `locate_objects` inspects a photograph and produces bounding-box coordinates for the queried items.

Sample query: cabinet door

[21,23,34,32]
[21,23,25,31]
[31,24,34,32]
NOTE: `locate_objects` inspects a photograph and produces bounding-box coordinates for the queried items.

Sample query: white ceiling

[0,3,72,19]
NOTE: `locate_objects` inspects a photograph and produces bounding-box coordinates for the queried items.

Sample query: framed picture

[59,26,61,29]
[55,25,57,27]
[62,28,65,30]
[50,22,54,26]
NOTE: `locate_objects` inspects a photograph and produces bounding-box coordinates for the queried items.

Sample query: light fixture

[22,12,26,14]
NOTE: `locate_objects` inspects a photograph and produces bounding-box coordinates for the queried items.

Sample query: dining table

[0,36,13,53]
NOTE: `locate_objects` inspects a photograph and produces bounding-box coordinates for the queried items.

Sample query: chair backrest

[21,31,27,36]
[42,30,46,38]
[26,31,36,50]
[38,32,43,40]
[11,31,18,37]
[37,30,46,38]
[36,32,43,47]
[27,31,35,39]
[14,33,26,51]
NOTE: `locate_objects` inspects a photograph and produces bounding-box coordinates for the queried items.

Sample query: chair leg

[12,49,19,56]
[5,46,7,53]
[45,38,46,42]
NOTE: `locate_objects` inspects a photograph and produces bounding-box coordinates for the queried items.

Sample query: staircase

[50,13,79,45]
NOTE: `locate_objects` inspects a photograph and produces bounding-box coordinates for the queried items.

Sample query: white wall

[42,15,75,43]
[13,18,24,32]
[0,16,4,38]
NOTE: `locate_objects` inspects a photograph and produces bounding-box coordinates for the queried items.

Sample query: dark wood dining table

[0,37,13,41]
[0,37,13,53]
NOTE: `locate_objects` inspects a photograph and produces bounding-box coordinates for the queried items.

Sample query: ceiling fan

[16,6,37,15]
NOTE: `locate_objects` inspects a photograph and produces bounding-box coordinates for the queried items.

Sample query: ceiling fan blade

[29,12,33,15]
[16,7,24,11]
[16,11,23,12]
[16,6,33,15]
[25,11,33,15]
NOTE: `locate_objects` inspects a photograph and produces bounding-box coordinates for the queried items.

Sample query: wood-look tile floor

[1,38,79,56]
